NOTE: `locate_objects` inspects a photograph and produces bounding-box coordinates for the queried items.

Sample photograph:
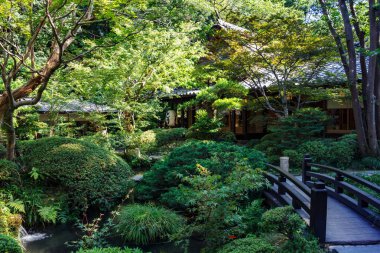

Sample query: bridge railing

[264,163,327,242]
[302,155,380,227]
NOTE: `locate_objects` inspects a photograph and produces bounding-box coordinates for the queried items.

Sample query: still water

[23,225,205,253]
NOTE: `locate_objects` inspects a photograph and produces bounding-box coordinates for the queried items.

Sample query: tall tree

[202,0,335,117]
[0,0,147,159]
[318,0,380,155]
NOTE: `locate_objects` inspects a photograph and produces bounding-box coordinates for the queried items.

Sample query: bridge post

[335,173,344,194]
[302,154,312,183]
[310,181,327,243]
[278,175,286,195]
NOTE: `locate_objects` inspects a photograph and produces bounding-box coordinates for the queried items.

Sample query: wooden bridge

[264,155,380,246]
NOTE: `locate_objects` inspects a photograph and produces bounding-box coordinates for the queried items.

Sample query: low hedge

[217,236,275,253]
[77,248,143,253]
[18,137,134,211]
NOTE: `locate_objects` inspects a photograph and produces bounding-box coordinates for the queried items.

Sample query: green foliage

[299,134,357,168]
[259,206,324,252]
[283,149,303,168]
[69,214,114,250]
[0,144,6,159]
[167,164,267,248]
[240,199,266,234]
[256,108,329,156]
[185,110,223,140]
[0,234,22,253]
[139,128,187,152]
[361,157,380,170]
[298,140,329,164]
[18,137,133,211]
[0,199,23,238]
[76,248,143,253]
[14,107,48,140]
[115,204,185,245]
[217,236,275,253]
[137,140,266,201]
[260,206,304,239]
[281,235,323,253]
[0,160,19,184]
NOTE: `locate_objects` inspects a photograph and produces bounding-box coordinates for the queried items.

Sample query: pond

[22,225,205,253]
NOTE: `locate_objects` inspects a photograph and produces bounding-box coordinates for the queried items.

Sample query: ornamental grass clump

[115,204,185,245]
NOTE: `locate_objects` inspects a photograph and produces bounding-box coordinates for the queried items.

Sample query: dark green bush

[241,199,265,234]
[298,134,357,169]
[217,236,275,253]
[361,157,380,170]
[0,160,19,184]
[136,140,266,201]
[0,144,6,159]
[281,235,323,253]
[0,234,22,253]
[259,206,323,252]
[18,137,133,211]
[283,149,303,169]
[115,204,185,245]
[298,140,329,164]
[76,247,143,253]
[260,206,304,239]
[255,108,329,155]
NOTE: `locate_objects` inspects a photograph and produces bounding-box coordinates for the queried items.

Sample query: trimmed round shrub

[77,247,143,253]
[115,204,185,245]
[217,236,275,253]
[136,140,266,200]
[0,234,22,253]
[18,137,133,210]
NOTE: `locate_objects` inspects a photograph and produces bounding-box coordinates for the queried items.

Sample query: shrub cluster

[139,128,186,152]
[18,137,134,211]
[0,234,22,253]
[136,140,266,201]
[283,134,357,169]
[185,109,236,142]
[0,160,19,185]
[217,236,275,253]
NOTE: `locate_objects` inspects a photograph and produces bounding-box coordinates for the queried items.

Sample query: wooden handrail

[266,163,311,196]
[303,155,380,227]
[309,163,380,194]
[265,162,327,242]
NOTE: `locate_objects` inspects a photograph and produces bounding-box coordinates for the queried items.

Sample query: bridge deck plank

[325,197,380,244]
[285,177,380,244]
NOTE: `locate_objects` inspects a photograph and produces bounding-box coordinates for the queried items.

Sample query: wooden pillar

[310,181,327,243]
[242,108,248,139]
[181,109,185,128]
[302,154,312,183]
[191,107,196,126]
[231,110,236,133]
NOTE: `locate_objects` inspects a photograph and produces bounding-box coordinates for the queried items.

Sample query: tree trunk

[375,0,380,141]
[339,0,369,155]
[2,106,16,161]
[366,0,380,155]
